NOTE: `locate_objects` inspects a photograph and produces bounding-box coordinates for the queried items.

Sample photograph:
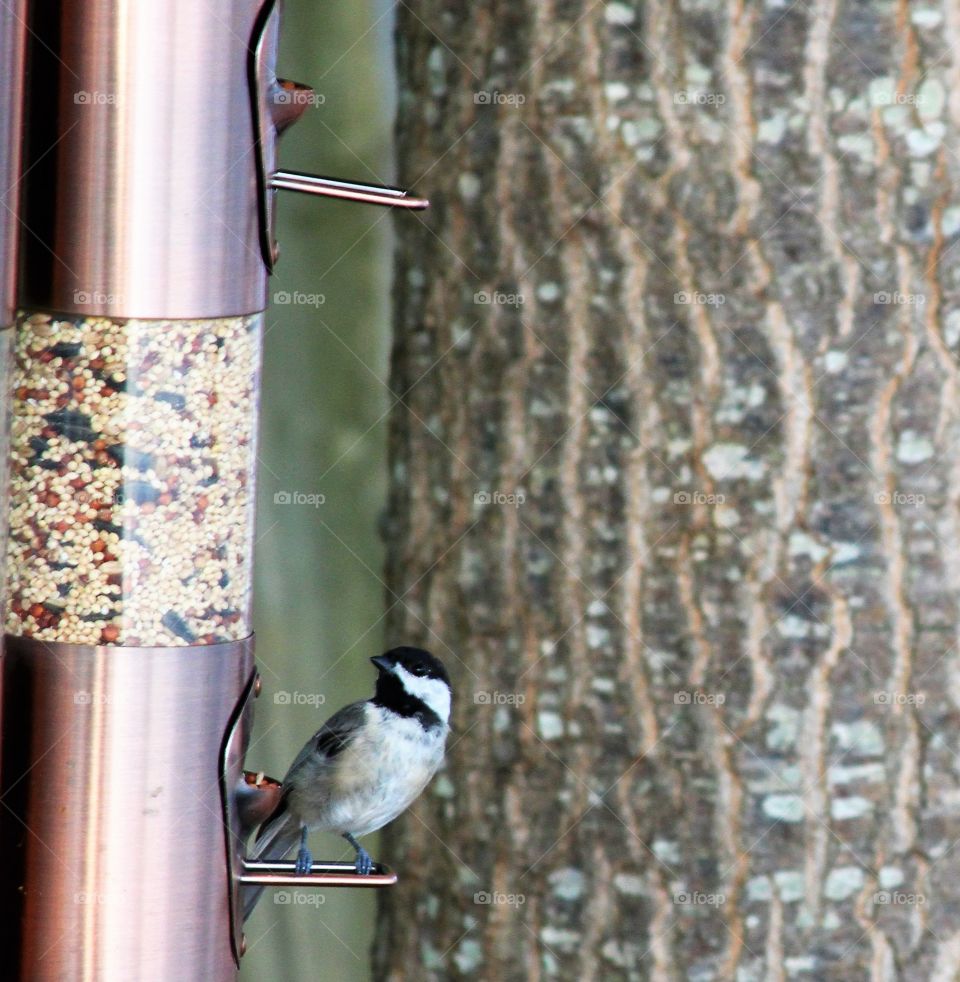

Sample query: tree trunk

[377,1,960,978]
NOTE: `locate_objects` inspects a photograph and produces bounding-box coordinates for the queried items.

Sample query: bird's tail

[241,802,300,921]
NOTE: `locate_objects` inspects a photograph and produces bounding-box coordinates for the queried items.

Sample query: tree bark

[377,1,960,978]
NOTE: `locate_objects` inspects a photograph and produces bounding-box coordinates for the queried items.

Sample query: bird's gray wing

[278,698,368,785]
[243,700,369,921]
[253,699,368,849]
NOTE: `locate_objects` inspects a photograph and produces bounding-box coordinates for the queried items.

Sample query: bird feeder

[0,2,423,978]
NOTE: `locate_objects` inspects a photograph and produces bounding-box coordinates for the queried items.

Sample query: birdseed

[4,312,261,645]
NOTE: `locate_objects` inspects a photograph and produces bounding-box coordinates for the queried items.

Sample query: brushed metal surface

[0,0,25,325]
[0,635,255,980]
[270,171,430,209]
[223,674,262,961]
[241,859,397,889]
[17,0,271,319]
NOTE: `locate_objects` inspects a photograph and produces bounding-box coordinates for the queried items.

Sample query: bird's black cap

[371,646,451,689]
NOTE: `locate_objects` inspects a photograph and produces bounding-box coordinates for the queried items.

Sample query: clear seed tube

[5,313,261,645]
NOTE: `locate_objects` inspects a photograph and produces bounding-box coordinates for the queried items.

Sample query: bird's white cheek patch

[394,666,451,723]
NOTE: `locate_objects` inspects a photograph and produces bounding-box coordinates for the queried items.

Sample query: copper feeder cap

[14,0,427,323]
[17,0,282,320]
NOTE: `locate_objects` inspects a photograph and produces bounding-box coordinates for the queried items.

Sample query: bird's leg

[343,832,374,875]
[295,825,313,874]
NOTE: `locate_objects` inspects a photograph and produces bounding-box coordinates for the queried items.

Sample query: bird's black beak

[370,654,392,673]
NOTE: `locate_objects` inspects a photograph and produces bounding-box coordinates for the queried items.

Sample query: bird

[243,646,451,920]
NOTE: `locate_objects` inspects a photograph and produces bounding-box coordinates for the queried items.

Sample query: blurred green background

[241,2,395,979]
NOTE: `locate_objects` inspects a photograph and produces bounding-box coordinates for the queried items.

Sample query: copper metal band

[0,634,255,980]
[17,0,275,319]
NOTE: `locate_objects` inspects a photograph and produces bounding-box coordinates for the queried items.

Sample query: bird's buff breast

[302,707,446,837]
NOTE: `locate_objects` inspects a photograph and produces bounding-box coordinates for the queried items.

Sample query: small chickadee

[243,646,451,920]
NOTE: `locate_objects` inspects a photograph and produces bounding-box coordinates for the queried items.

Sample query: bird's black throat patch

[373,672,443,730]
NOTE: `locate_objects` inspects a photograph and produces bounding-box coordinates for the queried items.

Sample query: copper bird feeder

[0,2,417,978]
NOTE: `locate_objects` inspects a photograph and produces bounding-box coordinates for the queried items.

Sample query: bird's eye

[410,664,428,677]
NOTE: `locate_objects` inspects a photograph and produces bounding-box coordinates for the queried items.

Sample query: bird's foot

[354,846,374,876]
[343,832,374,875]
[295,825,313,874]
[295,845,313,874]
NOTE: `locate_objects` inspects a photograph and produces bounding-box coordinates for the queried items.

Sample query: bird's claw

[343,831,375,875]
[354,846,374,875]
[295,845,313,875]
